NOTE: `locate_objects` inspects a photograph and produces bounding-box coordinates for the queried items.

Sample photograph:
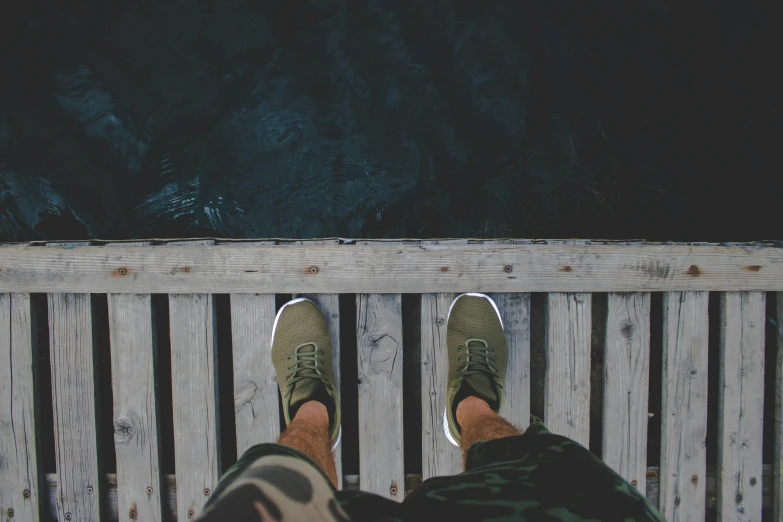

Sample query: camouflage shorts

[198,422,664,521]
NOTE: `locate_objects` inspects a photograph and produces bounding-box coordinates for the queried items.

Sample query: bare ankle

[294,400,329,426]
[456,395,493,427]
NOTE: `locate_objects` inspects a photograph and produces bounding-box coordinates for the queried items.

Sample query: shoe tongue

[463,373,498,405]
[462,341,498,405]
[289,345,320,405]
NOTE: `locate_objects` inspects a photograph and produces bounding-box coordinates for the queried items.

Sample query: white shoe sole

[443,292,503,447]
[272,297,342,451]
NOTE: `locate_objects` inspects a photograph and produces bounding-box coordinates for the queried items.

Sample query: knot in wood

[620,321,634,339]
[749,477,757,486]
[114,414,138,444]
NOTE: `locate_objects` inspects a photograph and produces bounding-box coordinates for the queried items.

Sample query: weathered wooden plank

[293,293,343,489]
[544,293,591,446]
[107,293,163,522]
[489,293,531,430]
[230,293,279,455]
[48,292,102,521]
[168,294,220,520]
[774,293,783,522]
[717,292,765,522]
[0,293,40,522]
[3,244,783,293]
[602,293,651,490]
[660,291,709,521]
[421,293,461,478]
[356,294,405,500]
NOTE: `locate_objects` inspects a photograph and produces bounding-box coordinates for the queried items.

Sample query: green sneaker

[444,293,508,446]
[272,298,341,448]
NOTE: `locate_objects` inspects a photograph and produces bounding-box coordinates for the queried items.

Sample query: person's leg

[277,400,338,487]
[456,395,520,465]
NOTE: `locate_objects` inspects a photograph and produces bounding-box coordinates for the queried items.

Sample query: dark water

[0,0,778,241]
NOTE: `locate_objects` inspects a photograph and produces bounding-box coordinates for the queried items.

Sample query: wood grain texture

[660,291,709,522]
[421,293,461,479]
[774,293,783,522]
[0,293,40,522]
[716,292,765,522]
[107,293,163,522]
[544,293,591,446]
[489,293,531,430]
[48,293,102,521]
[294,293,343,489]
[168,294,220,520]
[357,294,404,500]
[230,293,279,455]
[3,243,783,293]
[602,293,651,490]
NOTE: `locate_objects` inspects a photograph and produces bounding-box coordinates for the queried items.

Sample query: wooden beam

[230,293,279,454]
[0,293,41,522]
[660,291,709,521]
[2,243,783,294]
[356,294,405,500]
[294,293,343,489]
[168,294,220,520]
[544,293,591,446]
[107,293,164,522]
[421,293,461,478]
[490,293,531,430]
[602,293,651,491]
[775,293,783,522]
[48,293,102,521]
[717,292,765,522]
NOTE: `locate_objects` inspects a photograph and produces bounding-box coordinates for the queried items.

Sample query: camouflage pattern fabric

[198,422,664,522]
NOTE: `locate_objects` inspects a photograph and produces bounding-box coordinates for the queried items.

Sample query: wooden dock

[1,239,782,521]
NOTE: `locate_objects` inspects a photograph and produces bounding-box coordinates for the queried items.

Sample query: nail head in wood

[503,265,513,273]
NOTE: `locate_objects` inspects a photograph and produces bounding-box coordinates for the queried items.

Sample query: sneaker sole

[443,292,504,447]
[272,297,342,451]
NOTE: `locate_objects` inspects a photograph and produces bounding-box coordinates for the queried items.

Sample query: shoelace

[456,338,502,387]
[285,342,329,397]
